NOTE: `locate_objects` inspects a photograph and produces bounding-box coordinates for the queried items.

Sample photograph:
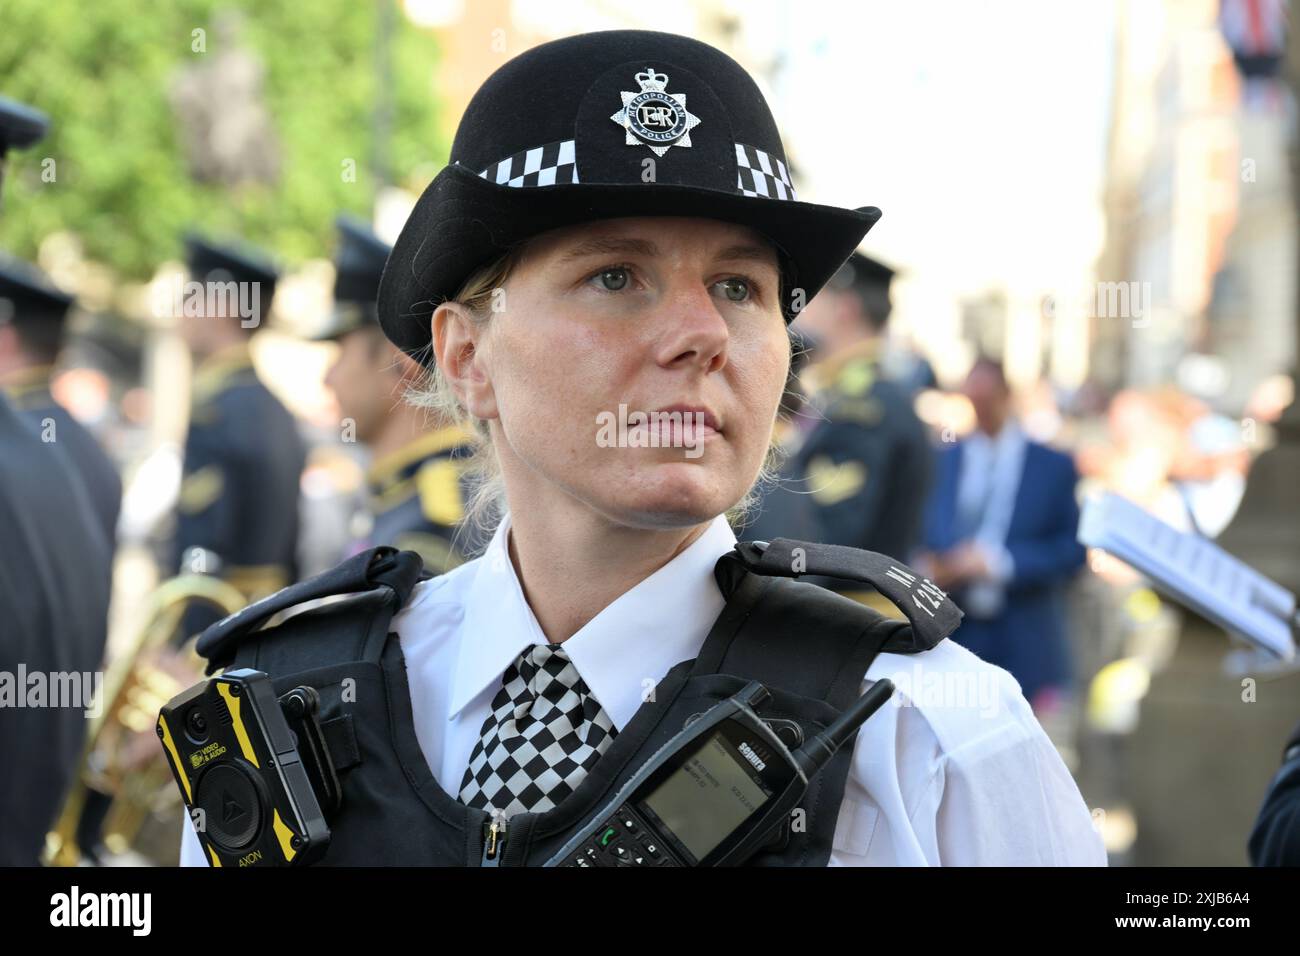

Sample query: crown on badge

[635,68,669,92]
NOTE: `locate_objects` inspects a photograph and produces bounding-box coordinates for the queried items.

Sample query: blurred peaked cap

[333,214,392,306]
[378,28,882,363]
[828,251,898,294]
[0,252,75,326]
[0,96,49,156]
[183,232,279,303]
[303,216,393,342]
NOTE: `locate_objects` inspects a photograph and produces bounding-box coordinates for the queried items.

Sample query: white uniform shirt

[182,513,1106,866]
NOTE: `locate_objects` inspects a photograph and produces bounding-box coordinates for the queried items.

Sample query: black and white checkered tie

[458,643,617,818]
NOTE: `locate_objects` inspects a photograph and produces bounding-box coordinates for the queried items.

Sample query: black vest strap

[731,538,962,652]
[196,548,424,674]
[695,553,909,712]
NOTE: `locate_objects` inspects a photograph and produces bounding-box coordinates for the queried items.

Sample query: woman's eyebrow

[554,236,776,268]
[558,237,659,261]
[713,243,778,267]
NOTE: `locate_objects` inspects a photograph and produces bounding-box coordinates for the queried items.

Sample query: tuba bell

[42,572,248,866]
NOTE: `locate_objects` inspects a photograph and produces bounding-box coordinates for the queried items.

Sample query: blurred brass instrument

[42,573,247,866]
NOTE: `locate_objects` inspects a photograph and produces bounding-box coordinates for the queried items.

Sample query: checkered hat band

[472,140,795,201]
[477,140,580,187]
[735,143,797,201]
[457,642,617,819]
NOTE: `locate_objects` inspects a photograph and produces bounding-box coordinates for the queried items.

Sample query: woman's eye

[718,277,751,302]
[596,268,630,291]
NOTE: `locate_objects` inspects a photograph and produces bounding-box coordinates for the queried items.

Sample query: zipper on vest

[481,817,507,867]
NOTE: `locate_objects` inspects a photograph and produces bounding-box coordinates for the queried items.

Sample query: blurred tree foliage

[0,0,446,278]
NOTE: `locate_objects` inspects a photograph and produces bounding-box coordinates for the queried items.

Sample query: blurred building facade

[1097,0,1292,413]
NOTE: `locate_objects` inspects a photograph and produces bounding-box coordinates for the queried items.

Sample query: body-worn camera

[157,669,339,867]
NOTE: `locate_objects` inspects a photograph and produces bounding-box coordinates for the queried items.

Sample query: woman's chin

[587,462,745,529]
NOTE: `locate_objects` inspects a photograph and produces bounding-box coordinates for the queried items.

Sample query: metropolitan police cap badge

[610,68,700,157]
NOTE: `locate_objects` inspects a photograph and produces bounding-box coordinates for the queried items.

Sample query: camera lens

[186,707,210,744]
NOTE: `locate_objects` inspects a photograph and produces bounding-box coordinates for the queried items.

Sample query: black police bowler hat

[183,233,280,307]
[378,30,882,361]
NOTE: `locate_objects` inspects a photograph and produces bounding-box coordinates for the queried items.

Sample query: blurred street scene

[2,0,1299,866]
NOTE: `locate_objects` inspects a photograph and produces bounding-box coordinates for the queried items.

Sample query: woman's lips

[648,418,718,444]
[653,404,722,433]
[602,404,721,452]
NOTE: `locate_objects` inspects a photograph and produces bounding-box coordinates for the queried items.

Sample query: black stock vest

[195,539,962,866]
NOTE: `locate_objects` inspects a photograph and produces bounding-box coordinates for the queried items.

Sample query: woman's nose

[654,282,728,372]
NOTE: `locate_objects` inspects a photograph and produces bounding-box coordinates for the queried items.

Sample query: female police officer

[180,30,1104,866]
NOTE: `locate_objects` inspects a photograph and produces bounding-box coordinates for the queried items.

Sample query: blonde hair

[405,246,792,541]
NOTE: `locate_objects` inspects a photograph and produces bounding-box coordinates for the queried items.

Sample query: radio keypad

[563,804,679,867]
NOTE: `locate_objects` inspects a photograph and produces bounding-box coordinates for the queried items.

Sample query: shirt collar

[967,419,1022,456]
[450,513,737,728]
[192,342,255,404]
[990,419,1024,459]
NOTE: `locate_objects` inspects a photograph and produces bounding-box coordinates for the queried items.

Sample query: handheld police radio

[157,668,340,867]
[544,678,895,867]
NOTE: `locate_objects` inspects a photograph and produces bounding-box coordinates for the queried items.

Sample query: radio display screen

[638,731,774,862]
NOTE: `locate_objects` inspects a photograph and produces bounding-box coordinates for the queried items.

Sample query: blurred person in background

[1076,388,1248,537]
[735,326,821,542]
[919,357,1087,722]
[0,256,121,546]
[882,333,938,397]
[315,216,481,572]
[1250,717,1300,865]
[0,96,112,866]
[171,235,305,637]
[787,252,933,582]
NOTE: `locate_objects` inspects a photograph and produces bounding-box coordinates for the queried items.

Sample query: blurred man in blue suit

[919,358,1087,715]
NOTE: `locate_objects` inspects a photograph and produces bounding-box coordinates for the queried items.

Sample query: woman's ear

[432,302,498,420]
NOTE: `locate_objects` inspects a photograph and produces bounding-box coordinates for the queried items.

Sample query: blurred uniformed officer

[0,256,122,546]
[0,97,111,866]
[737,327,821,542]
[1251,718,1300,864]
[315,216,480,572]
[172,235,305,635]
[0,95,46,199]
[790,253,933,587]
